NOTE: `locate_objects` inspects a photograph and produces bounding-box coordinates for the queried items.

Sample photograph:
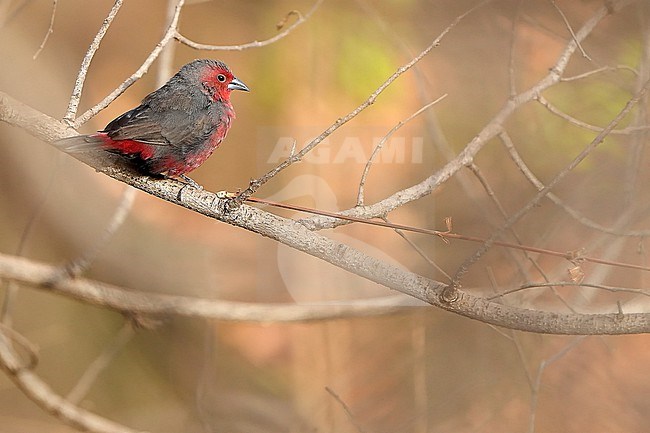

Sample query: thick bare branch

[2,91,650,333]
[0,252,417,322]
[0,219,649,334]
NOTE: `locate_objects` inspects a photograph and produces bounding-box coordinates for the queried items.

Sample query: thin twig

[155,0,180,88]
[247,196,447,239]
[488,274,536,388]
[47,187,136,284]
[325,387,367,433]
[536,95,650,134]
[356,95,447,206]
[549,0,592,60]
[175,0,324,51]
[467,163,577,311]
[561,64,638,81]
[384,216,452,281]
[512,332,535,391]
[66,321,135,405]
[0,0,31,30]
[470,163,579,311]
[1,156,62,326]
[63,0,124,124]
[467,164,541,278]
[33,0,57,60]
[623,18,650,204]
[507,0,525,97]
[490,281,650,300]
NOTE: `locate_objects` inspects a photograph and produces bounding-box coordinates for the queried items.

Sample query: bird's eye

[216,74,226,82]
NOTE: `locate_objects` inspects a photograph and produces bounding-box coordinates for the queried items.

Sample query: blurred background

[1,0,649,432]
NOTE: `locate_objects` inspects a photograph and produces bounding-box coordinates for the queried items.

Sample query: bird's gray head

[177,59,249,102]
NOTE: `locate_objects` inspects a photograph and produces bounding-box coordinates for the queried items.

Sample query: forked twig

[175,0,324,51]
[356,95,447,206]
[73,0,185,127]
[528,337,586,433]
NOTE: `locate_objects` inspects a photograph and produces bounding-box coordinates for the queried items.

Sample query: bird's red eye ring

[216,74,226,82]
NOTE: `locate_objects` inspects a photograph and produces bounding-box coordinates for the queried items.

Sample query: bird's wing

[103,106,180,146]
[102,91,216,148]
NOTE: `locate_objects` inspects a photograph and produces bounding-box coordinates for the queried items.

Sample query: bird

[58,59,249,184]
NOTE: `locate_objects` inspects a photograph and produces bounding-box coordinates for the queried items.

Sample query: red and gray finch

[59,59,249,180]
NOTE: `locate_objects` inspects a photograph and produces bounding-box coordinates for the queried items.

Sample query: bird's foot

[176,175,203,200]
[178,174,202,189]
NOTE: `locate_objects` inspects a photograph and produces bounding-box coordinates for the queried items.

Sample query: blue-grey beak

[228,77,249,92]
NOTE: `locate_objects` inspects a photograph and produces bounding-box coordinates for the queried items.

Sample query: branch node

[439,284,460,305]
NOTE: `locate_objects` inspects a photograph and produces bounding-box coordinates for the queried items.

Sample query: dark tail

[55,134,106,153]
